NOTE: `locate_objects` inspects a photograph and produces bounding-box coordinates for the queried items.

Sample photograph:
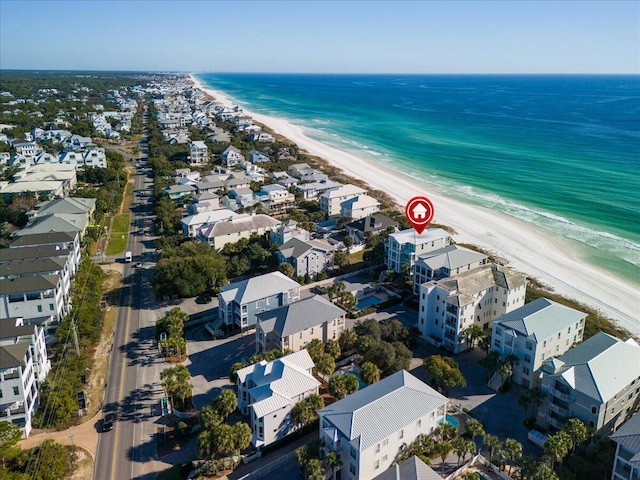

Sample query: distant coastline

[190,73,640,337]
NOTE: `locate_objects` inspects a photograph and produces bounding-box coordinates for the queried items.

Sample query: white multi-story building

[237,350,320,447]
[385,228,452,274]
[611,412,640,480]
[189,141,209,165]
[491,298,586,388]
[319,184,366,217]
[412,245,488,294]
[340,194,380,220]
[418,264,527,353]
[319,370,448,480]
[0,341,39,437]
[537,333,640,436]
[0,274,68,324]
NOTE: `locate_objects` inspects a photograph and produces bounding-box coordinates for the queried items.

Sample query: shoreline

[189,73,640,337]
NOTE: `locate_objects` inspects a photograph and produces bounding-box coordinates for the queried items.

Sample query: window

[374,443,380,454]
[494,339,501,348]
[374,460,380,470]
[524,354,531,364]
[523,367,530,376]
[417,419,422,429]
[495,327,502,336]
[558,333,561,339]
[49,303,54,311]
[543,340,547,347]
[37,305,42,313]
[591,406,597,415]
[382,454,388,462]
[525,342,533,351]
[399,429,404,439]
[349,464,356,475]
[382,439,388,446]
[13,387,19,395]
[310,327,314,335]
[350,446,357,459]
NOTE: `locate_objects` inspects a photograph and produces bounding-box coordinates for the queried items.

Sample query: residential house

[319,184,366,217]
[218,271,301,329]
[412,245,488,294]
[296,180,343,201]
[189,140,209,165]
[270,220,310,245]
[340,194,381,220]
[249,150,270,164]
[256,184,296,215]
[372,456,442,480]
[163,184,197,203]
[185,192,220,215]
[0,342,39,438]
[491,298,586,388]
[181,208,238,237]
[418,264,527,353]
[222,145,245,167]
[277,237,335,278]
[318,370,448,480]
[15,212,89,238]
[611,412,640,480]
[28,197,95,223]
[255,295,346,353]
[385,228,452,274]
[537,332,640,436]
[9,231,81,274]
[196,213,281,250]
[13,140,41,156]
[0,257,72,308]
[249,132,275,143]
[346,214,398,246]
[237,350,320,447]
[0,275,69,324]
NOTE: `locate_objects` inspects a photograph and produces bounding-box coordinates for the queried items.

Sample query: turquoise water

[340,366,367,390]
[438,414,460,429]
[356,294,384,310]
[195,74,640,286]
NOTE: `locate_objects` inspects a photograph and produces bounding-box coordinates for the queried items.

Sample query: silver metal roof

[372,456,441,480]
[219,271,300,305]
[611,412,640,466]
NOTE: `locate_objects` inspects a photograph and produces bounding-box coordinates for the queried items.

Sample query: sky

[1,0,638,74]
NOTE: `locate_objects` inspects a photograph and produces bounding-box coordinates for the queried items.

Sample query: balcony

[542,413,565,430]
[541,384,574,402]
[548,403,572,417]
[446,305,458,315]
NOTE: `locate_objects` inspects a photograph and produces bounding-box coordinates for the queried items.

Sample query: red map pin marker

[405,196,435,235]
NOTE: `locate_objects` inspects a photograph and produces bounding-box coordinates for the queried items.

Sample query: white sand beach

[190,74,640,336]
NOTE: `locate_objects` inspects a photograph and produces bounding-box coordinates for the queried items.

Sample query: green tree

[433,441,453,474]
[533,462,559,480]
[482,433,501,463]
[279,262,294,277]
[466,418,485,453]
[452,436,475,467]
[229,362,246,383]
[434,422,457,442]
[461,324,483,349]
[0,422,22,468]
[343,373,359,396]
[160,364,192,411]
[305,339,324,362]
[503,438,523,475]
[200,405,223,431]
[197,429,215,458]
[562,418,587,454]
[333,250,349,268]
[544,431,571,469]
[25,440,74,480]
[323,450,343,480]
[360,361,380,385]
[478,336,492,356]
[324,339,341,360]
[231,422,252,455]
[213,389,237,419]
[291,402,315,429]
[339,329,358,352]
[423,355,466,390]
[304,458,325,480]
[315,353,336,376]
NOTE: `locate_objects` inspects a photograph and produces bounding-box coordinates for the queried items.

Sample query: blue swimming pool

[339,366,367,390]
[437,414,460,429]
[356,294,384,310]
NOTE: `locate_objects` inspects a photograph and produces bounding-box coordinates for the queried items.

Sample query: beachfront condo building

[189,140,209,165]
[385,228,452,274]
[490,298,586,389]
[412,244,488,293]
[537,332,640,437]
[319,183,366,217]
[236,350,320,447]
[318,370,447,480]
[218,271,301,330]
[418,264,527,354]
[611,412,640,480]
[255,295,346,353]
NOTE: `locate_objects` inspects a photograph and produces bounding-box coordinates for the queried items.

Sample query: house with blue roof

[611,411,640,480]
[318,370,448,480]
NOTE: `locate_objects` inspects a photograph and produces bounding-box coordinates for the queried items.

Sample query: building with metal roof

[385,228,452,273]
[611,411,640,480]
[256,295,346,353]
[372,455,441,480]
[276,237,336,278]
[318,370,448,480]
[236,349,320,447]
[418,263,527,354]
[218,271,300,329]
[491,298,586,389]
[412,244,488,293]
[537,332,640,436]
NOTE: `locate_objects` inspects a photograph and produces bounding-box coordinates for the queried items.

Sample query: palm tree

[360,361,380,385]
[482,434,501,463]
[503,438,523,475]
[452,436,475,467]
[517,392,532,418]
[433,441,453,474]
[528,388,546,418]
[466,418,485,453]
[544,431,570,469]
[323,450,342,480]
[461,324,483,349]
[533,462,559,480]
[339,329,357,352]
[478,336,492,356]
[435,422,457,442]
[562,417,587,454]
[213,389,237,419]
[315,353,336,377]
[518,455,538,480]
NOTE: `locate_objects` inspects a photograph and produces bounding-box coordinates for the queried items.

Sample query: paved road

[94,109,169,480]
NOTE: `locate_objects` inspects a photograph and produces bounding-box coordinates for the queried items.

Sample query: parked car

[103,413,115,432]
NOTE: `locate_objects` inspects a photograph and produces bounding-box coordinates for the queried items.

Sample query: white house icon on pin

[412,203,428,219]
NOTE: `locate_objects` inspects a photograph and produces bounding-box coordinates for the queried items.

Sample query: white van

[125,251,132,263]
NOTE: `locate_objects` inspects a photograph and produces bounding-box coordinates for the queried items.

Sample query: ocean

[195,73,640,287]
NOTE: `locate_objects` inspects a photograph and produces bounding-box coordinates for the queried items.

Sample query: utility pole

[72,319,80,354]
